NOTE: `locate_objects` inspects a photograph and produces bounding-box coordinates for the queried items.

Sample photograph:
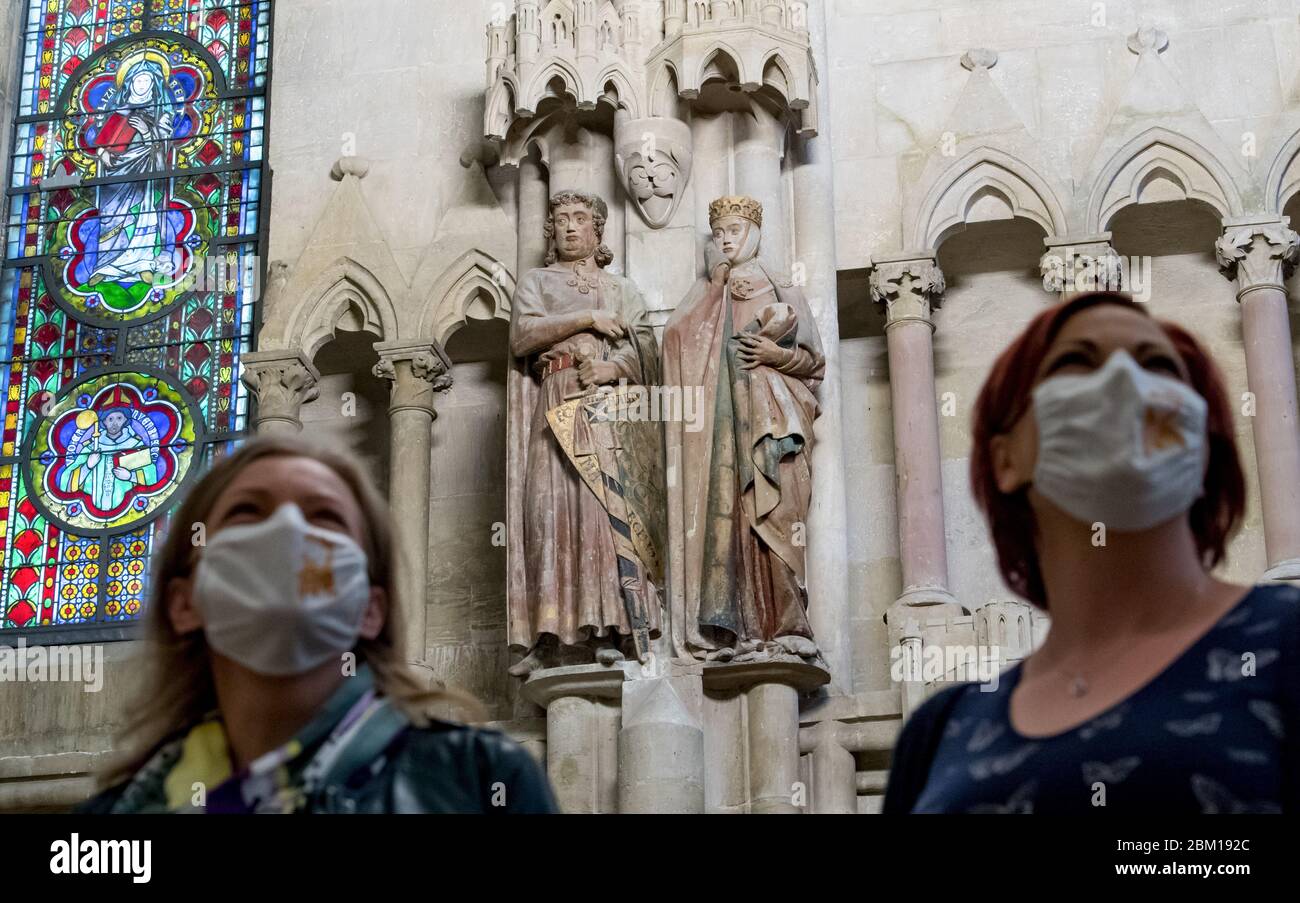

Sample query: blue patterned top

[909,583,1299,813]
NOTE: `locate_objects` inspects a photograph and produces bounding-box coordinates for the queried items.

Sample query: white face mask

[1031,349,1208,532]
[192,503,372,677]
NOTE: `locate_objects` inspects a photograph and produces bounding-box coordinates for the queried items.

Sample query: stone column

[746,682,801,813]
[523,664,628,814]
[803,719,857,814]
[703,659,829,814]
[1040,233,1125,296]
[517,148,550,280]
[617,677,705,813]
[240,349,320,435]
[892,612,928,720]
[1215,216,1300,580]
[664,0,684,38]
[733,103,789,276]
[869,251,964,712]
[372,340,454,671]
[792,0,852,695]
[575,0,597,65]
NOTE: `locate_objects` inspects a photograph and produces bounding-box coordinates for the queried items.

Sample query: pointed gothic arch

[650,62,682,117]
[287,257,403,360]
[1265,124,1300,215]
[522,57,584,110]
[760,50,795,99]
[596,64,642,117]
[910,147,1068,250]
[1085,127,1244,232]
[695,43,745,94]
[420,250,516,347]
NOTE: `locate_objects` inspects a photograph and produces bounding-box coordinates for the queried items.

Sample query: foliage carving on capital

[372,342,454,414]
[1040,242,1125,293]
[869,258,946,325]
[241,353,321,423]
[411,348,455,393]
[1215,223,1300,293]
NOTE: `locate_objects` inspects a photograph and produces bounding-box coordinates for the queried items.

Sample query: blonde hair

[100,436,482,789]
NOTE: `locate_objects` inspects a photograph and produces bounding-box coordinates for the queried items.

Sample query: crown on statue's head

[709,196,763,228]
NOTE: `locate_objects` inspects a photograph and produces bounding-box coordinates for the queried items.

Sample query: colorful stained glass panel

[1,0,270,634]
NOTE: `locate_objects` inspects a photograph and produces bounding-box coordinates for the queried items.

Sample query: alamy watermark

[890,642,1004,692]
[1041,248,1153,302]
[0,639,104,692]
[586,380,707,433]
[50,834,150,884]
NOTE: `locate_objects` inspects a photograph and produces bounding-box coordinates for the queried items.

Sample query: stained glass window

[1,0,273,640]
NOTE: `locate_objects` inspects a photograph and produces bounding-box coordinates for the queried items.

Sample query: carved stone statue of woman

[506,190,665,677]
[663,196,825,664]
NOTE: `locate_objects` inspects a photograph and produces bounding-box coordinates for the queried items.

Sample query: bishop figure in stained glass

[56,388,161,515]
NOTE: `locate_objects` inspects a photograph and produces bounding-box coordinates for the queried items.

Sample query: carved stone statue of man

[663,196,826,664]
[506,190,664,677]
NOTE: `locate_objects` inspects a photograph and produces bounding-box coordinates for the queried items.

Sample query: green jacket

[80,667,559,815]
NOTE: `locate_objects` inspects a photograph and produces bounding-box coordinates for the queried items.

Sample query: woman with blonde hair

[83,437,557,814]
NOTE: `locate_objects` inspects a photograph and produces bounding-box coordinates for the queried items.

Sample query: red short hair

[969,292,1246,608]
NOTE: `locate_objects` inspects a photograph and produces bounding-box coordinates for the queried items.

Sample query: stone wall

[828,0,1300,692]
[827,0,1300,267]
[4,0,1300,812]
[425,323,524,722]
[266,0,510,277]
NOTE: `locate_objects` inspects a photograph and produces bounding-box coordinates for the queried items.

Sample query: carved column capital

[1040,233,1125,294]
[868,252,945,331]
[372,339,454,417]
[1215,216,1300,300]
[240,349,320,433]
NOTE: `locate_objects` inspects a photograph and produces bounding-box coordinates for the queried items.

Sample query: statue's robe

[58,428,157,514]
[663,259,825,656]
[84,103,179,287]
[506,262,664,654]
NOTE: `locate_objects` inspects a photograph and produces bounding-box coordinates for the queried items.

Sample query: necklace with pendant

[566,258,598,295]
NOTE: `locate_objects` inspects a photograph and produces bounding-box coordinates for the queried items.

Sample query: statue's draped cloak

[663,261,825,656]
[506,264,664,653]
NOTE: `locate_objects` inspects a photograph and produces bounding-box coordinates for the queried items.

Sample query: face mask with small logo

[1031,349,1208,532]
[192,503,372,676]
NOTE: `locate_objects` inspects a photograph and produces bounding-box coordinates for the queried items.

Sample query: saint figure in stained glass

[83,58,180,284]
[56,388,161,514]
[58,46,209,317]
[32,376,196,531]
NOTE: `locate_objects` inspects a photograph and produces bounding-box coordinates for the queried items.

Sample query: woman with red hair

[884,291,1298,814]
